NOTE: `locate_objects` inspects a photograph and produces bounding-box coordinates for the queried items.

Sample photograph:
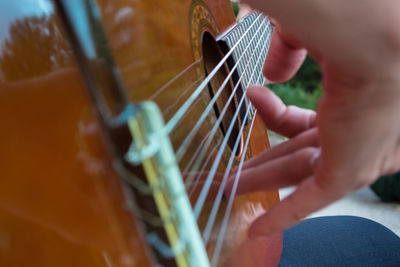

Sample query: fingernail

[264,77,272,85]
[269,17,279,27]
[310,148,321,167]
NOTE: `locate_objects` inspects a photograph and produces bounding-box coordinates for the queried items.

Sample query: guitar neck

[218,12,273,88]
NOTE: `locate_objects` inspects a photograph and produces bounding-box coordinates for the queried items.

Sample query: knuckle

[384,17,400,55]
[288,209,306,223]
[285,196,308,223]
[376,14,400,72]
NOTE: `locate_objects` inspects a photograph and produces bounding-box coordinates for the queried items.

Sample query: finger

[243,0,319,36]
[184,171,223,204]
[222,233,282,267]
[248,176,346,238]
[226,147,319,196]
[247,86,317,137]
[241,127,319,170]
[237,3,253,20]
[264,30,307,83]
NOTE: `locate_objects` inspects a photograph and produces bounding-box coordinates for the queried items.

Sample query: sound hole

[202,32,243,156]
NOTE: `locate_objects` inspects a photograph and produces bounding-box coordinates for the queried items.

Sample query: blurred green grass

[268,56,322,110]
[231,1,239,16]
[269,83,322,110]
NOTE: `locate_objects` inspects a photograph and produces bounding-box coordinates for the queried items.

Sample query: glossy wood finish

[0,2,151,266]
[0,0,281,266]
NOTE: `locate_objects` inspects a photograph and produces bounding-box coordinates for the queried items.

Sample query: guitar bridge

[123,102,209,267]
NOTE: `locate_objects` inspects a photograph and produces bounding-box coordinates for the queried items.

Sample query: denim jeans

[279,216,400,267]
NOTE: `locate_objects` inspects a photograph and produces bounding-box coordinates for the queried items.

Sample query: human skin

[226,0,400,238]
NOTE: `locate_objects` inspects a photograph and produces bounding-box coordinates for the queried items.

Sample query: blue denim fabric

[279,216,400,267]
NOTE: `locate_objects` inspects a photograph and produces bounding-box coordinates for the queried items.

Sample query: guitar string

[162,14,263,136]
[183,134,221,197]
[171,102,251,262]
[182,132,212,174]
[192,59,263,221]
[201,57,267,258]
[158,15,270,263]
[174,96,203,129]
[148,18,270,259]
[202,104,252,243]
[183,134,220,190]
[150,58,202,101]
[181,21,271,190]
[172,109,257,263]
[128,15,270,260]
[175,16,268,162]
[203,70,266,245]
[193,26,272,218]
[202,60,265,245]
[185,29,270,215]
[211,110,258,266]
[188,138,222,197]
[190,87,251,218]
[187,24,270,212]
[152,18,269,262]
[162,75,204,116]
[178,20,271,181]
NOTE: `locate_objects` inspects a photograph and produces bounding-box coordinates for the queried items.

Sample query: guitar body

[0,0,281,266]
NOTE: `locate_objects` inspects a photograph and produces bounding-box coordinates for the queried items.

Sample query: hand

[237,3,252,20]
[226,0,400,238]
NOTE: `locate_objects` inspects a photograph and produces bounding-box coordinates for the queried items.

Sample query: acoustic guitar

[0,0,282,266]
